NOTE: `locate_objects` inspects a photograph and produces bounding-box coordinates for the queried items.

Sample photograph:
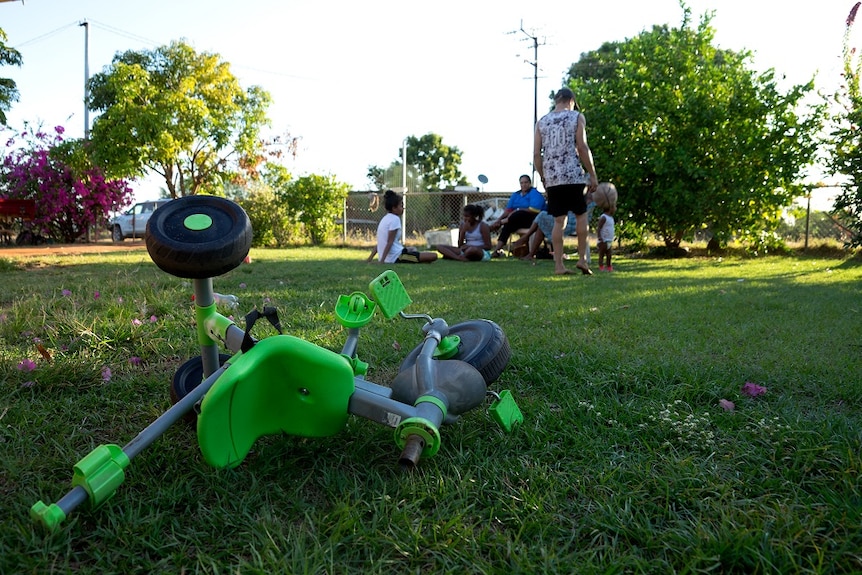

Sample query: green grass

[1,246,861,574]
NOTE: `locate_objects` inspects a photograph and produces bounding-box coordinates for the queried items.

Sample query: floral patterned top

[537,110,588,187]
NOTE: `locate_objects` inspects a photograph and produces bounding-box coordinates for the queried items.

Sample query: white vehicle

[109,199,171,242]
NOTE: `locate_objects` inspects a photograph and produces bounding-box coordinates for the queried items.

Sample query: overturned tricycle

[31,196,522,530]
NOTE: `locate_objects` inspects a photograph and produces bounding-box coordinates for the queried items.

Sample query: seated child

[436,204,492,262]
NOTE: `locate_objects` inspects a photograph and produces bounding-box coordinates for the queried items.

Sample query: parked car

[108,199,171,242]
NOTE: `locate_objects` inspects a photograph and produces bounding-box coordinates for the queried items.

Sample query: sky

[0,0,856,209]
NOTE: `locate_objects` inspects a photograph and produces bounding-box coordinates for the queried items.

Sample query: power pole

[511,21,544,182]
[80,20,89,141]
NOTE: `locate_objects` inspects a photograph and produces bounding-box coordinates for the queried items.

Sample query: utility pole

[80,20,89,141]
[401,138,407,232]
[511,21,543,182]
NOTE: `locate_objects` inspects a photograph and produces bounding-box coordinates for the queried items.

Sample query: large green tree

[367,133,467,192]
[828,2,862,248]
[0,28,22,125]
[568,6,823,248]
[86,41,271,198]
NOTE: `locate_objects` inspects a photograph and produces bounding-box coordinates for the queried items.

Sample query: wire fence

[339,190,514,246]
[338,189,852,249]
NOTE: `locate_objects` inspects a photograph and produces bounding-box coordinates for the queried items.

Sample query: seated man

[489,175,546,257]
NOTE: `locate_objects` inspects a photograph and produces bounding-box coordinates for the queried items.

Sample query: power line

[13,21,79,48]
[86,19,161,48]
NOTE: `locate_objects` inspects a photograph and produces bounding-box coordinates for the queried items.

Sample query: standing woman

[534,88,599,275]
[367,190,438,264]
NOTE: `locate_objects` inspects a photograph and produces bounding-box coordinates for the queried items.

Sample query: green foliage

[368,133,467,193]
[568,6,824,248]
[237,164,349,246]
[404,133,468,192]
[280,173,350,245]
[827,2,862,247]
[86,41,272,198]
[0,28,22,125]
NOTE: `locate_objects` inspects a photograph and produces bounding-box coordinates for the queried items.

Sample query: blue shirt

[505,187,546,212]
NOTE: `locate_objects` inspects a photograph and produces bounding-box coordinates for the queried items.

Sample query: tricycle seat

[197,335,355,469]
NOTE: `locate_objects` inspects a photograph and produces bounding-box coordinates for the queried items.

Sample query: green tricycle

[31,195,522,530]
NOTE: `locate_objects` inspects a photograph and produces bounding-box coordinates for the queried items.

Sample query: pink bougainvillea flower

[17,358,37,371]
[129,356,142,366]
[132,319,142,326]
[93,291,101,300]
[101,367,112,382]
[741,382,768,397]
[718,399,736,411]
[149,315,157,323]
[61,289,72,297]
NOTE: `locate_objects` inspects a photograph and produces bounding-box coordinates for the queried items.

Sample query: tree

[237,164,349,246]
[367,133,467,192]
[567,5,823,248]
[0,125,133,242]
[827,2,862,248]
[86,41,271,198]
[280,173,350,245]
[0,28,23,125]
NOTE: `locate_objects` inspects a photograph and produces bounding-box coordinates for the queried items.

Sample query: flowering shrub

[0,124,133,242]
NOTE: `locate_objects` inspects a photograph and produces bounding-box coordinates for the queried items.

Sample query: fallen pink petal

[741,382,768,397]
[129,356,142,366]
[93,291,101,300]
[149,315,158,323]
[17,358,37,371]
[132,319,142,326]
[718,399,735,411]
[101,367,112,382]
[61,289,72,297]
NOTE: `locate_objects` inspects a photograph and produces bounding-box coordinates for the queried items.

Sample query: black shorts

[546,184,588,217]
[396,247,420,263]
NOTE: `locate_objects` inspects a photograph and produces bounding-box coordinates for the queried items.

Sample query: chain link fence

[339,190,514,246]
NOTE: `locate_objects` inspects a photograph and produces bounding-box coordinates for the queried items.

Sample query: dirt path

[0,240,149,258]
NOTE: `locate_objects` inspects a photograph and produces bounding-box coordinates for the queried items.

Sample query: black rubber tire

[111,225,124,243]
[145,196,252,279]
[398,319,510,386]
[170,354,232,423]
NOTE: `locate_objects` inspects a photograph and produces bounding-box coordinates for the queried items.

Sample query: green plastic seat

[196,335,355,469]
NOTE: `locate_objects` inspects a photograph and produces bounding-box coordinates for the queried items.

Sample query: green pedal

[489,390,523,433]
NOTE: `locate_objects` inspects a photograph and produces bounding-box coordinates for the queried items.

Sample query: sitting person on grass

[488,175,546,258]
[436,204,492,262]
[366,190,438,264]
[512,194,597,263]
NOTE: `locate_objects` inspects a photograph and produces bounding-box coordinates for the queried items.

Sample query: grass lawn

[1,246,860,574]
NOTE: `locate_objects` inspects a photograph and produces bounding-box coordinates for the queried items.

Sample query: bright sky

[0,0,855,209]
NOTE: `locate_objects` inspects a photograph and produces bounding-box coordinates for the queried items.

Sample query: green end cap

[71,444,130,507]
[433,335,461,359]
[395,417,442,457]
[30,501,67,531]
[341,355,369,376]
[183,213,213,231]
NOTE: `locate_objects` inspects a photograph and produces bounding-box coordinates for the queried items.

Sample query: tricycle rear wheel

[399,320,510,385]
